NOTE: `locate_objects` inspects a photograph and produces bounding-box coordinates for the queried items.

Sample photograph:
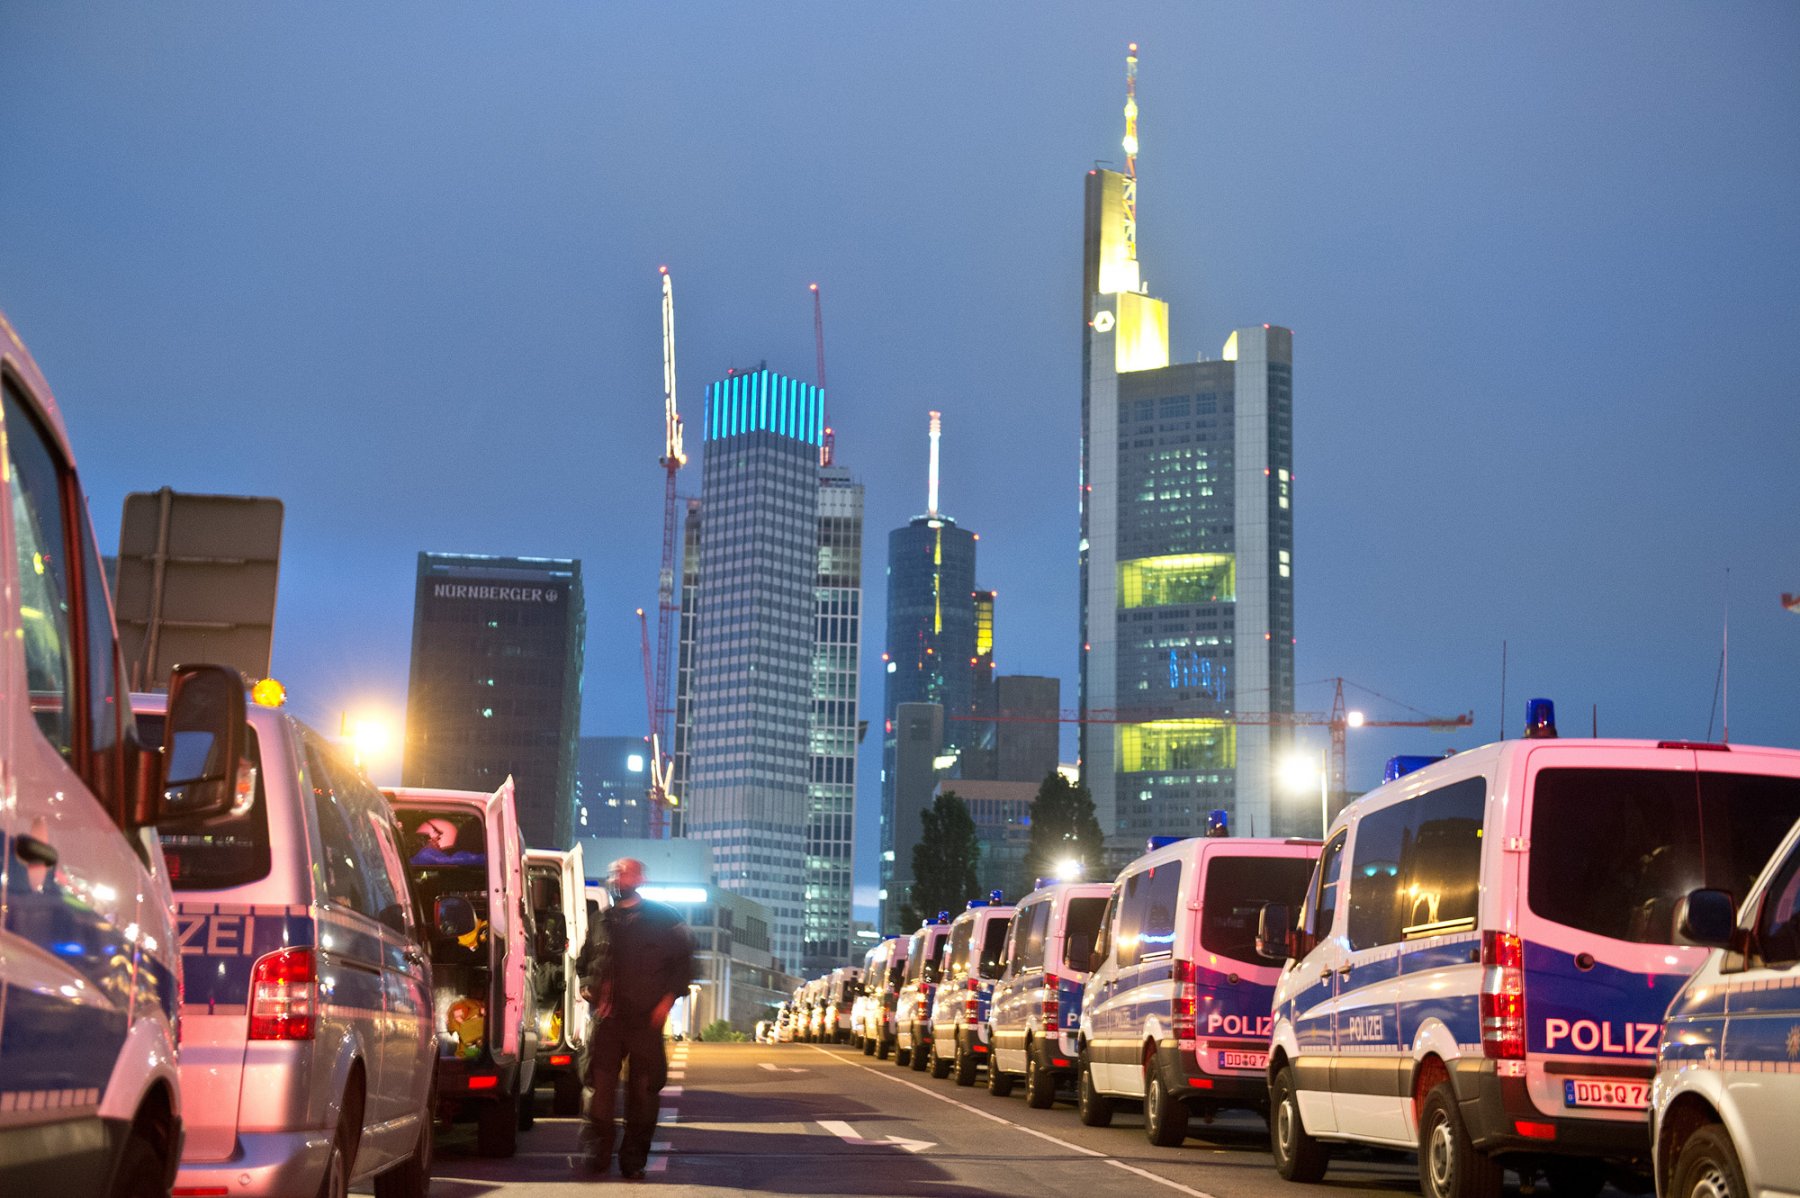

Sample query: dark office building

[403,553,585,848]
[575,735,651,840]
[993,675,1062,785]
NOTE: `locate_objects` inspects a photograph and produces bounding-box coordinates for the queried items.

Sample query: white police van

[859,934,910,1059]
[1652,813,1800,1198]
[894,917,952,1070]
[527,845,589,1115]
[987,880,1112,1106]
[0,311,247,1197]
[1265,702,1800,1198]
[1081,830,1320,1145]
[927,895,1015,1084]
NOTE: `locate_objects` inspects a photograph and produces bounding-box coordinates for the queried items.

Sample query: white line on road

[817,1118,936,1153]
[758,1062,808,1073]
[659,1106,678,1122]
[804,1044,1222,1198]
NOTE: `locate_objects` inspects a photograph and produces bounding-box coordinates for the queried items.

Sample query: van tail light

[965,976,980,1019]
[1173,959,1198,1043]
[1042,974,1061,1029]
[248,947,316,1041]
[1480,931,1526,1060]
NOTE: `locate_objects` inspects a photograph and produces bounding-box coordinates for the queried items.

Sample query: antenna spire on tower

[1121,43,1140,267]
[927,411,942,519]
[812,282,834,467]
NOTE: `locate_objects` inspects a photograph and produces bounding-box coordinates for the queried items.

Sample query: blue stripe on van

[1194,964,1276,1040]
[177,906,315,1008]
[1726,977,1800,1018]
[0,980,127,1097]
[1524,941,1683,1057]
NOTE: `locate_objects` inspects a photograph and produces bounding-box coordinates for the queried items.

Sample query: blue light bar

[1384,755,1439,782]
[1524,697,1558,739]
[1146,835,1188,851]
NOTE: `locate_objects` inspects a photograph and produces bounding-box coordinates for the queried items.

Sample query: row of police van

[0,312,604,1196]
[792,713,1800,1198]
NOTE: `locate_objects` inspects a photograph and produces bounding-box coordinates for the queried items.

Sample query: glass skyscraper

[1078,59,1296,848]
[676,366,862,972]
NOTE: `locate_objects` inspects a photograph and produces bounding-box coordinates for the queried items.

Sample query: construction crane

[952,676,1471,812]
[811,282,833,467]
[647,267,686,838]
[636,609,677,836]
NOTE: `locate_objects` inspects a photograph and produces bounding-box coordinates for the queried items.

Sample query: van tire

[929,1040,953,1079]
[1024,1050,1055,1109]
[910,1037,930,1071]
[372,1110,433,1198]
[317,1101,359,1198]
[879,1037,894,1061]
[1418,1082,1500,1198]
[1077,1055,1113,1128]
[109,1131,171,1198]
[1145,1065,1188,1147]
[553,1072,583,1116]
[988,1058,1015,1097]
[1672,1126,1747,1198]
[477,1093,519,1158]
[895,1045,911,1067]
[518,1083,536,1130]
[862,1036,876,1056]
[1271,1065,1329,1183]
[1544,1159,1609,1198]
[952,1035,978,1086]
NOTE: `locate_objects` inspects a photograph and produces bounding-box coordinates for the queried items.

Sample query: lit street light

[1279,749,1330,838]
[340,710,399,779]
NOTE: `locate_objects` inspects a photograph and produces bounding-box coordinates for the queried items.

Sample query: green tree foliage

[700,1018,747,1042]
[1023,772,1107,885]
[910,791,980,920]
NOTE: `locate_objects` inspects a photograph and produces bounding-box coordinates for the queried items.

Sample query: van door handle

[15,835,56,868]
[1337,964,1353,978]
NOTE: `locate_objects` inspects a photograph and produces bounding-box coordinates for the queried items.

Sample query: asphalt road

[410,1038,1432,1197]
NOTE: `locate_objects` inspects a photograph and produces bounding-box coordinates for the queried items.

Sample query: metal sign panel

[115,488,283,690]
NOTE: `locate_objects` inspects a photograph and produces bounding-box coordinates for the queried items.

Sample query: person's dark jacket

[577,899,694,1020]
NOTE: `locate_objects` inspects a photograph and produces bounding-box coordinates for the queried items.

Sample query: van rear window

[1201,857,1316,961]
[1529,769,1800,944]
[148,717,270,891]
[978,916,1012,978]
[1061,896,1108,971]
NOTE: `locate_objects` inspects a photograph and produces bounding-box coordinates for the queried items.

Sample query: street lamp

[340,711,398,779]
[1279,749,1330,838]
[1054,857,1083,882]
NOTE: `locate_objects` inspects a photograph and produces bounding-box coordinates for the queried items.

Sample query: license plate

[1563,1078,1649,1109]
[1220,1050,1267,1071]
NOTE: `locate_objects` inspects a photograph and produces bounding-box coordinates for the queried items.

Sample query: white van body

[1267,738,1800,1196]
[858,935,911,1059]
[137,693,436,1198]
[988,881,1113,1106]
[824,965,863,1044]
[1653,815,1800,1198]
[0,312,243,1196]
[927,902,1016,1084]
[527,845,588,1115]
[894,922,952,1069]
[1081,836,1319,1145]
[388,782,541,1157]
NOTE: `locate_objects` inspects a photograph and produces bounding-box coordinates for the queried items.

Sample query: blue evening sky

[4,4,1796,912]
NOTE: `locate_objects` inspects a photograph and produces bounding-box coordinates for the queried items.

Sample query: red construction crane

[646,267,687,838]
[811,282,833,467]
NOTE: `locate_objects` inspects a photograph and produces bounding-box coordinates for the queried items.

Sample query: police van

[137,689,436,1198]
[1652,813,1800,1198]
[1264,703,1800,1198]
[526,846,588,1115]
[0,311,247,1198]
[894,917,952,1070]
[859,934,910,1059]
[927,896,1015,1084]
[388,783,541,1157]
[1080,832,1319,1144]
[987,879,1112,1106]
[824,964,863,1044]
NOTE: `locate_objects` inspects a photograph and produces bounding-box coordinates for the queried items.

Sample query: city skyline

[4,8,1796,915]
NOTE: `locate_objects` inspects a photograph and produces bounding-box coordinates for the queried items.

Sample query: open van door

[488,777,528,1063]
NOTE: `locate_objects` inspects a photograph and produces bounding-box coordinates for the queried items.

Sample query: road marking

[659,1106,678,1122]
[758,1062,808,1073]
[668,1070,686,1079]
[818,1118,935,1153]
[663,1086,683,1097]
[805,1044,1222,1198]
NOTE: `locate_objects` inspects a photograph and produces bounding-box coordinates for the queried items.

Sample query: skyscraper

[575,734,650,839]
[880,413,981,929]
[1078,45,1296,846]
[677,364,861,971]
[403,553,586,848]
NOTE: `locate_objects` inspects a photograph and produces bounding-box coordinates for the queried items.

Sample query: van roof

[0,310,74,457]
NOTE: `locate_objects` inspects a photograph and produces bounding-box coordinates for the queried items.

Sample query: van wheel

[1271,1065,1329,1182]
[1145,1063,1188,1147]
[553,1072,583,1116]
[477,1093,519,1158]
[518,1083,536,1130]
[863,1035,876,1056]
[1672,1126,1747,1198]
[1418,1082,1500,1198]
[895,1044,912,1067]
[108,1131,171,1198]
[987,1057,1015,1097]
[1077,1054,1113,1128]
[952,1035,978,1087]
[1544,1160,1609,1198]
[372,1110,433,1198]
[317,1100,360,1198]
[911,1038,930,1071]
[929,1040,953,1079]
[1025,1049,1055,1109]
[880,1037,895,1061]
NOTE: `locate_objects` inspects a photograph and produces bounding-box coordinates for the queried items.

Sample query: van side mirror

[1676,888,1736,949]
[150,664,247,828]
[1255,903,1293,962]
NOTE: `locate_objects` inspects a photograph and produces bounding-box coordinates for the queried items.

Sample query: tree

[1024,771,1106,885]
[910,791,980,921]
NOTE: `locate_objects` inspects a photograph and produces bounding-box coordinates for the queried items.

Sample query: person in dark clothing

[576,857,694,1178]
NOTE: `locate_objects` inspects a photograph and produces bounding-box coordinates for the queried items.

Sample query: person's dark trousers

[582,1012,666,1172]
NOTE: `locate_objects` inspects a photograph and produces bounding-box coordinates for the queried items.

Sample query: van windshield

[397,805,491,966]
[146,716,269,891]
[1201,857,1316,962]
[1062,896,1108,972]
[1530,768,1800,944]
